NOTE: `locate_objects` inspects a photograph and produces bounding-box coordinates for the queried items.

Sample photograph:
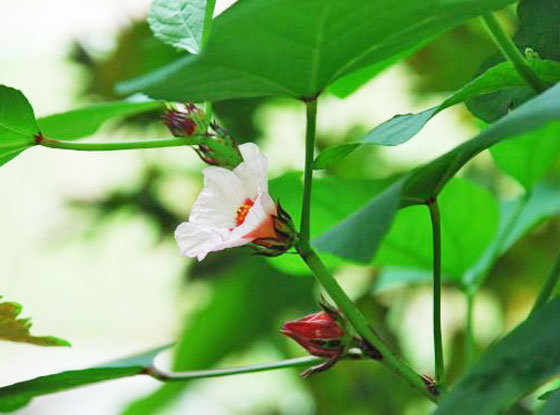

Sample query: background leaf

[118,0,516,101]
[314,59,560,169]
[0,85,39,167]
[37,99,165,140]
[490,121,560,189]
[122,252,314,415]
[0,297,69,348]
[0,345,169,413]
[314,83,560,263]
[148,0,206,54]
[435,297,560,415]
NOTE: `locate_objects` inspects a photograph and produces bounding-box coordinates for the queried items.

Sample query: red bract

[281,312,344,358]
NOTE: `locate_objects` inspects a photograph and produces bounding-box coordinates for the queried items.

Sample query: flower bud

[162,104,243,169]
[281,311,345,358]
[251,202,297,257]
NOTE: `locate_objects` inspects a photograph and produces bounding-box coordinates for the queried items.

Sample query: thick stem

[146,356,322,381]
[428,199,445,387]
[530,252,560,315]
[38,136,204,151]
[465,291,475,368]
[481,13,546,94]
[300,99,317,243]
[296,98,436,401]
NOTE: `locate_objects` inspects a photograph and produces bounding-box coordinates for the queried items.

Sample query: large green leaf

[0,85,39,167]
[314,83,560,263]
[466,0,560,122]
[118,0,516,101]
[122,252,314,415]
[148,0,206,54]
[0,345,169,412]
[37,99,165,140]
[435,297,560,415]
[314,59,560,169]
[374,178,499,280]
[0,297,69,348]
[490,121,560,189]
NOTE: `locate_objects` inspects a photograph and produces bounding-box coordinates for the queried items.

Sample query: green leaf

[148,0,206,54]
[435,297,560,415]
[0,297,69,348]
[314,83,560,263]
[37,99,165,141]
[464,181,560,288]
[490,121,560,189]
[0,345,169,412]
[118,0,516,101]
[374,178,499,280]
[467,0,560,122]
[314,59,560,169]
[0,85,39,167]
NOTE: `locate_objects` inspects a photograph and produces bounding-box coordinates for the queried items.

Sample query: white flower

[175,143,278,261]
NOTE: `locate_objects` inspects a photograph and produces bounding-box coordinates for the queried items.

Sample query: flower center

[235,198,254,226]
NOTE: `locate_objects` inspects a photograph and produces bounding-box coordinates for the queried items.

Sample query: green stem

[297,247,437,401]
[428,200,445,387]
[465,290,475,368]
[481,13,546,93]
[300,100,317,243]
[146,356,323,381]
[201,0,216,128]
[530,252,560,315]
[39,136,204,151]
[296,98,436,402]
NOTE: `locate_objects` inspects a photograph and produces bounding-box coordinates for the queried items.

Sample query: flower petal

[189,166,247,229]
[174,222,230,261]
[230,191,277,241]
[234,143,269,199]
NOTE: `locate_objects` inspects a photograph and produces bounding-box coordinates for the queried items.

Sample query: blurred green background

[1,1,558,414]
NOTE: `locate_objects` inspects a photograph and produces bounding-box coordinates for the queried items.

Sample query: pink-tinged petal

[234,143,269,199]
[230,192,277,241]
[174,222,230,261]
[189,166,248,229]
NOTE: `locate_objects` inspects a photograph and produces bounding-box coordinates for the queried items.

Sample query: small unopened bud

[281,311,345,358]
[252,202,297,257]
[162,103,206,137]
[162,104,243,169]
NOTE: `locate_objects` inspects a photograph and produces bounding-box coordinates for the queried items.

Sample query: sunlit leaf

[314,60,560,169]
[149,0,206,54]
[118,0,516,101]
[0,85,39,167]
[435,297,560,415]
[0,297,69,348]
[0,345,169,412]
[37,99,165,141]
[314,83,560,262]
[490,121,560,189]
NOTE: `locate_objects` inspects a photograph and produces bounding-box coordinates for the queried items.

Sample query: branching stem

[481,13,546,94]
[38,136,205,151]
[530,251,560,315]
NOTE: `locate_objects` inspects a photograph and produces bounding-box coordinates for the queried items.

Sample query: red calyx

[281,311,344,358]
